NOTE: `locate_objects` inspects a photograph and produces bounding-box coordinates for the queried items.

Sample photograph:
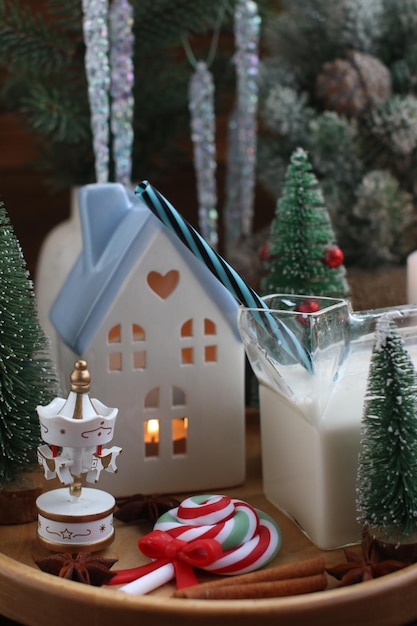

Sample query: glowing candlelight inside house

[146,419,159,443]
[143,418,189,457]
[144,419,159,457]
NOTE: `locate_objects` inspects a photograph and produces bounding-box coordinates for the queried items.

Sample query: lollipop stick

[118,563,175,595]
[135,181,312,372]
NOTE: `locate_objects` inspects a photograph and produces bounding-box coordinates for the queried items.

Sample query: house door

[143,385,188,458]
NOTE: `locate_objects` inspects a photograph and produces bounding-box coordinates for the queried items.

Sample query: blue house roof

[50,183,240,354]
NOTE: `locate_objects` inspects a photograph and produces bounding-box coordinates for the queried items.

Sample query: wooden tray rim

[2,546,417,625]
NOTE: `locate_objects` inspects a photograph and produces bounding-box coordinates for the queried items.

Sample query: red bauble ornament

[295,299,320,326]
[260,243,269,261]
[323,246,344,268]
[296,300,320,315]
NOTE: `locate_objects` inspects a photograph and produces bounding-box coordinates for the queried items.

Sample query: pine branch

[46,0,83,32]
[0,0,74,76]
[21,82,90,143]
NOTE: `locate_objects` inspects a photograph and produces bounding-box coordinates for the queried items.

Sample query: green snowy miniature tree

[0,201,59,485]
[261,147,349,299]
[357,314,417,540]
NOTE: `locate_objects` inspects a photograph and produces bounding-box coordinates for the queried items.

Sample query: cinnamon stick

[174,573,327,600]
[173,557,327,600]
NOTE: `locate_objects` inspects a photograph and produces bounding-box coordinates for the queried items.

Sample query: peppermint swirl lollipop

[155,494,281,575]
[111,494,281,594]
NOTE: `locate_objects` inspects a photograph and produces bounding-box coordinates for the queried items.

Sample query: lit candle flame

[147,419,159,443]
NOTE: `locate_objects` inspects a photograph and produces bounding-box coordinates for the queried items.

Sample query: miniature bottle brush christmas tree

[261,147,349,299]
[357,314,417,544]
[0,200,59,486]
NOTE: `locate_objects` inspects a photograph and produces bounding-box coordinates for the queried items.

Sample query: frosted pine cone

[369,94,417,156]
[316,50,392,117]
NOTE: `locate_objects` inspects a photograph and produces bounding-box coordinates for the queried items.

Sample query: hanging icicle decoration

[109,0,135,186]
[81,0,111,183]
[184,7,225,249]
[188,61,218,248]
[227,0,261,242]
[223,106,242,253]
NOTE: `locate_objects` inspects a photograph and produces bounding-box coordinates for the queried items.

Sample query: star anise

[114,493,180,523]
[326,535,409,587]
[35,552,118,586]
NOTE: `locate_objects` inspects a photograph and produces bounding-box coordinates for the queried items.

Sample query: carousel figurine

[36,360,122,551]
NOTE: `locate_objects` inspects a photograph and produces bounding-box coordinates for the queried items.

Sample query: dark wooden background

[0,111,69,279]
[0,0,408,310]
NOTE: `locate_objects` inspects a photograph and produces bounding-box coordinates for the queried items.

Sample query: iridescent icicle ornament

[189,61,218,248]
[225,0,261,244]
[224,107,241,252]
[82,0,111,183]
[109,0,135,186]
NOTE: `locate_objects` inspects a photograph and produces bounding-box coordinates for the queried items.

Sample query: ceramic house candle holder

[49,183,245,497]
[238,294,417,550]
[36,360,121,551]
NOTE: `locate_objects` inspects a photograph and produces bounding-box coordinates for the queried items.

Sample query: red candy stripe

[177,495,235,524]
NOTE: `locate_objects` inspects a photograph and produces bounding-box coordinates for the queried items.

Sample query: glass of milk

[238,295,417,550]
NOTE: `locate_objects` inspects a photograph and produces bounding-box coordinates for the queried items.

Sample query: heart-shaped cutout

[147,270,179,299]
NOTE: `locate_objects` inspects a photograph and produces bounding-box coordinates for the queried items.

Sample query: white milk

[259,348,373,550]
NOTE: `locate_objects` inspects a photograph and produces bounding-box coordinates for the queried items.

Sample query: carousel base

[36,487,115,552]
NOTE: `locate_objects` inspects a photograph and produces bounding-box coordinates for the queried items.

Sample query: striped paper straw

[135,181,312,372]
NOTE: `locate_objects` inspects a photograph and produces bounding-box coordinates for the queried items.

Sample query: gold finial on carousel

[71,360,92,421]
[70,360,91,394]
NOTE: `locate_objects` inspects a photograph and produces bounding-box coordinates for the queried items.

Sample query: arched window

[143,386,189,458]
[179,317,218,365]
[144,387,159,458]
[145,387,159,408]
[108,325,122,371]
[204,318,216,335]
[144,418,160,457]
[171,386,188,454]
[132,323,146,369]
[172,417,188,455]
[132,323,145,341]
[108,324,121,342]
[204,317,217,363]
[107,322,147,371]
[172,386,186,406]
[180,319,194,364]
[181,319,193,337]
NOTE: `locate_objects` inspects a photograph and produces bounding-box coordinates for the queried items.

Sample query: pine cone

[316,50,392,117]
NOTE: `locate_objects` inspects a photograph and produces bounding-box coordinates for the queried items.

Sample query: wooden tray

[1,412,417,626]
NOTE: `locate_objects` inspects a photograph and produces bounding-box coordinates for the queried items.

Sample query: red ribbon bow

[108,529,223,589]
